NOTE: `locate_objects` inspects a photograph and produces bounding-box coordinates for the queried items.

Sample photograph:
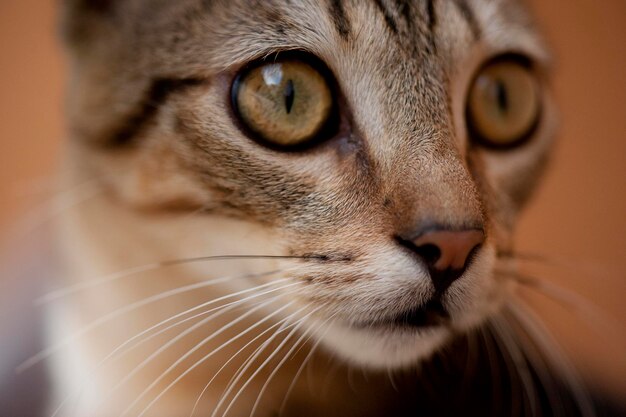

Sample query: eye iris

[234,60,333,147]
[468,60,540,147]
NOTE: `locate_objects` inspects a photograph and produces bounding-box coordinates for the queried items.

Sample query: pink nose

[412,229,485,272]
[397,227,485,293]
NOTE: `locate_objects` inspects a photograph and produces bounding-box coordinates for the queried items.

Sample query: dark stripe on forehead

[426,0,437,53]
[453,0,481,39]
[329,0,351,39]
[103,78,204,147]
[396,0,413,29]
[373,0,437,54]
[374,0,399,34]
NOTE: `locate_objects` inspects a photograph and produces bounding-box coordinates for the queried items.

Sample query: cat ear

[61,0,120,50]
[64,0,118,14]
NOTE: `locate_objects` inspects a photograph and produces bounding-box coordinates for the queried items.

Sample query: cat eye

[467,57,541,148]
[232,55,336,149]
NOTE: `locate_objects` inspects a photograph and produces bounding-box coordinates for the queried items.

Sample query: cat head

[62,0,555,368]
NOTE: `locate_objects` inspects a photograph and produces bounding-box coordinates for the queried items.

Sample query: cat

[7,0,618,416]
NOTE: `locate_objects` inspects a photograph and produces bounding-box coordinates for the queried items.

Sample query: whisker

[49,281,299,417]
[218,314,309,417]
[249,307,321,417]
[107,281,298,363]
[502,308,567,417]
[37,255,318,305]
[497,269,621,336]
[319,354,340,403]
[483,324,522,417]
[506,300,597,417]
[188,305,312,417]
[460,330,480,393]
[477,326,503,417]
[110,295,283,410]
[12,180,102,238]
[108,284,296,364]
[278,314,335,416]
[387,368,398,392]
[209,311,301,417]
[8,174,60,199]
[497,251,614,279]
[122,288,301,417]
[489,316,538,417]
[18,271,287,373]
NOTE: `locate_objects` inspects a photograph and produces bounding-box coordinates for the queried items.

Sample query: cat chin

[313,320,451,370]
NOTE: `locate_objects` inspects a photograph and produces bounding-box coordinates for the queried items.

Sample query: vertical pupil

[495,79,509,114]
[284,79,295,114]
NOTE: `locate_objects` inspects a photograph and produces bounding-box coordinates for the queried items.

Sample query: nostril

[414,244,441,265]
[395,226,485,293]
[412,228,484,271]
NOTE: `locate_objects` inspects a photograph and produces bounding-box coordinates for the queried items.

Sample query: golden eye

[232,57,335,149]
[467,58,541,148]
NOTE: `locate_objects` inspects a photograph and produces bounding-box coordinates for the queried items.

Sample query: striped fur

[51,1,559,416]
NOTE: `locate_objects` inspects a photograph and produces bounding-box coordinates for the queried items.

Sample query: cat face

[63,0,555,368]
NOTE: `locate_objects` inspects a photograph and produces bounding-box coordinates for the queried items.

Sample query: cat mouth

[357,298,450,329]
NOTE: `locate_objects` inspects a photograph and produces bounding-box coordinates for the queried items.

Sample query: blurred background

[0,0,624,409]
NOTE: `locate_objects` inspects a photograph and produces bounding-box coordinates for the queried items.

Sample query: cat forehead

[198,0,547,60]
[68,0,549,75]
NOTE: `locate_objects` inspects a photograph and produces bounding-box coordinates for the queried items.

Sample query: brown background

[0,0,624,403]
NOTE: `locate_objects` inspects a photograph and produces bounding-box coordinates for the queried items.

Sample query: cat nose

[397,227,485,293]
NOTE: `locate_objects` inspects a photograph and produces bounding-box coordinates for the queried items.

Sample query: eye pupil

[495,80,509,114]
[284,79,295,114]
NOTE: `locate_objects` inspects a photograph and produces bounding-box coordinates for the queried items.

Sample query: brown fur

[51,0,557,415]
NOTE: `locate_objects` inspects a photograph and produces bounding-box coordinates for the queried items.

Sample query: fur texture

[45,1,567,416]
